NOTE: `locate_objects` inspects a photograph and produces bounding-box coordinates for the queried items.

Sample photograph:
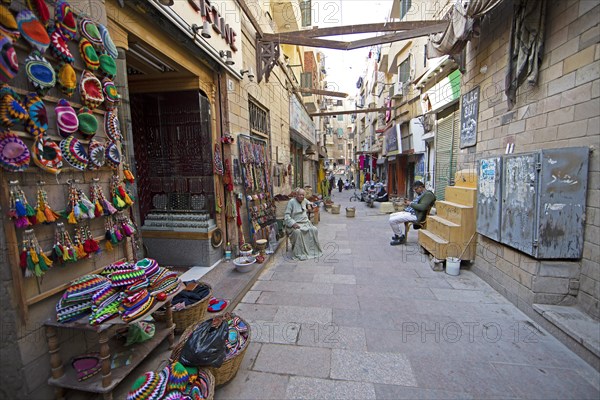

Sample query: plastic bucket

[446,257,461,276]
[346,207,355,217]
[331,204,341,214]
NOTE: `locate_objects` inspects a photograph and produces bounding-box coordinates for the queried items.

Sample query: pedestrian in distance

[337,178,343,193]
[389,181,435,245]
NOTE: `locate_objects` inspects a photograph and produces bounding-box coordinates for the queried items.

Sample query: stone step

[418,229,449,260]
[533,304,600,358]
[436,200,475,225]
[445,186,478,207]
[427,215,461,241]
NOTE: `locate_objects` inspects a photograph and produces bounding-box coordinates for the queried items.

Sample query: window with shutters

[301,0,312,27]
[398,58,410,84]
[400,0,412,20]
[434,110,460,200]
[300,72,312,96]
[249,99,269,138]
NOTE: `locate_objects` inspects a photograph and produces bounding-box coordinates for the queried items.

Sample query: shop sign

[290,96,316,144]
[421,69,461,113]
[460,86,480,148]
[384,124,402,156]
[150,0,242,68]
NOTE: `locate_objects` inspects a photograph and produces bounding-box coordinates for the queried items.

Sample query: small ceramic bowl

[233,256,256,273]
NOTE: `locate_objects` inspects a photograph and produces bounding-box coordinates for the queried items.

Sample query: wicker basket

[170,314,251,387]
[153,282,212,334]
[197,368,216,400]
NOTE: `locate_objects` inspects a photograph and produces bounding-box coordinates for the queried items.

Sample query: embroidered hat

[167,362,189,392]
[87,139,104,170]
[26,0,50,27]
[120,290,155,323]
[89,296,120,325]
[60,136,89,170]
[135,258,160,279]
[162,391,184,400]
[62,274,110,303]
[77,107,97,138]
[55,0,77,41]
[25,92,47,136]
[0,5,20,43]
[98,23,118,59]
[151,367,169,400]
[104,109,121,141]
[102,77,119,109]
[0,85,28,127]
[101,260,132,276]
[49,28,74,64]
[55,99,78,137]
[25,51,56,95]
[109,268,145,287]
[127,372,160,400]
[0,36,18,82]
[17,9,50,53]
[91,285,117,306]
[79,38,99,71]
[56,62,76,97]
[0,130,30,172]
[79,17,103,49]
[71,353,101,381]
[32,134,62,174]
[79,70,103,109]
[56,297,92,323]
[98,53,116,78]
[125,276,149,294]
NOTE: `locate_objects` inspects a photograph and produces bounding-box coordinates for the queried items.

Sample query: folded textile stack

[89,286,121,325]
[225,315,249,361]
[135,258,160,279]
[149,267,180,296]
[120,288,155,323]
[100,260,131,276]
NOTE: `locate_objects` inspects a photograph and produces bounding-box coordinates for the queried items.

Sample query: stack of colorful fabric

[89,286,121,325]
[225,315,250,361]
[135,258,160,279]
[100,260,132,276]
[120,288,155,323]
[148,267,180,296]
[56,274,111,323]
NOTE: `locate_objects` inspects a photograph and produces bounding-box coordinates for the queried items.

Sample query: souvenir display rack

[237,135,276,241]
[44,283,183,399]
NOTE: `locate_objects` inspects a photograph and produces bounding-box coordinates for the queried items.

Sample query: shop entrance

[130,91,215,227]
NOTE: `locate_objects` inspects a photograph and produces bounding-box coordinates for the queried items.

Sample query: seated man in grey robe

[284,188,323,261]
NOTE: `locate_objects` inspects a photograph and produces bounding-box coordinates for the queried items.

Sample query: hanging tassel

[94,201,103,217]
[19,249,27,270]
[45,207,60,222]
[117,185,127,199]
[25,203,36,217]
[110,231,118,244]
[16,216,30,228]
[27,215,37,225]
[102,199,117,215]
[76,244,87,259]
[26,253,35,277]
[15,199,27,217]
[114,195,126,210]
[78,201,89,214]
[29,248,39,264]
[62,247,70,261]
[105,230,112,241]
[40,252,53,268]
[38,254,49,272]
[36,207,47,224]
[123,192,133,206]
[105,240,113,252]
[89,239,100,253]
[122,223,134,237]
[67,210,77,224]
[73,204,81,219]
[114,228,123,242]
[123,169,135,183]
[53,244,63,259]
[83,239,93,254]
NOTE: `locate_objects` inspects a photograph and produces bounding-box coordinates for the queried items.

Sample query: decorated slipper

[0,36,18,82]
[98,23,118,59]
[32,135,62,174]
[55,99,78,137]
[25,51,55,95]
[54,0,77,41]
[0,5,20,43]
[207,297,228,312]
[56,62,76,97]
[17,9,50,53]
[71,353,101,382]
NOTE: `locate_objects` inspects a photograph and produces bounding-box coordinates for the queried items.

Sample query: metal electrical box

[477,147,589,259]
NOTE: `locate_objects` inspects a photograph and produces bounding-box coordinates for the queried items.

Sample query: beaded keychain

[8,181,35,228]
[72,225,89,260]
[80,224,100,255]
[104,216,124,251]
[90,179,117,216]
[109,175,133,211]
[115,211,136,237]
[20,229,53,278]
[53,222,78,263]
[65,181,96,224]
[34,182,61,224]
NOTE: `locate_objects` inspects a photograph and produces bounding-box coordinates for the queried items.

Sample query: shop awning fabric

[427,0,504,58]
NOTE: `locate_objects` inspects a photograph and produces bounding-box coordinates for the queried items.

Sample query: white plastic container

[446,257,461,276]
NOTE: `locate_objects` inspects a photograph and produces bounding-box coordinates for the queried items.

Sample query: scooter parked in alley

[365,185,377,208]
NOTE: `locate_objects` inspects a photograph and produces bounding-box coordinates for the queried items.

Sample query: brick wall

[460,0,599,319]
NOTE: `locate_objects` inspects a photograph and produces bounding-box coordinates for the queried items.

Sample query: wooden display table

[44,284,183,400]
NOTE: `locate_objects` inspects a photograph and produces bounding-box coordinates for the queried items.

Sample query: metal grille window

[301,0,312,27]
[249,99,269,137]
[301,72,312,97]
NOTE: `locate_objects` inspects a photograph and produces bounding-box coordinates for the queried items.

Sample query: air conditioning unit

[392,82,404,99]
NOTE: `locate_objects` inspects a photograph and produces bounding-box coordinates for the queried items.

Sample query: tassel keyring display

[53,222,78,263]
[90,179,117,217]
[8,181,35,228]
[110,174,133,211]
[19,229,53,278]
[34,182,61,224]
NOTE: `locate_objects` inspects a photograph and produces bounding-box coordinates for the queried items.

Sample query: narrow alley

[213,190,600,399]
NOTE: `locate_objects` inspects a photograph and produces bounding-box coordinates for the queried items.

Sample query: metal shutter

[434,111,459,200]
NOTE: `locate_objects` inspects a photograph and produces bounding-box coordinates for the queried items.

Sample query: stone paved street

[215,190,600,399]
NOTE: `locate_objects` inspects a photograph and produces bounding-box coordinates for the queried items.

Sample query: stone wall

[458,0,599,322]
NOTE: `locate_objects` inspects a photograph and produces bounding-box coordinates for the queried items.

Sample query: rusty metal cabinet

[477,147,589,259]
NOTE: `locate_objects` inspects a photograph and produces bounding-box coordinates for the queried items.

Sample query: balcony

[270,0,301,32]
